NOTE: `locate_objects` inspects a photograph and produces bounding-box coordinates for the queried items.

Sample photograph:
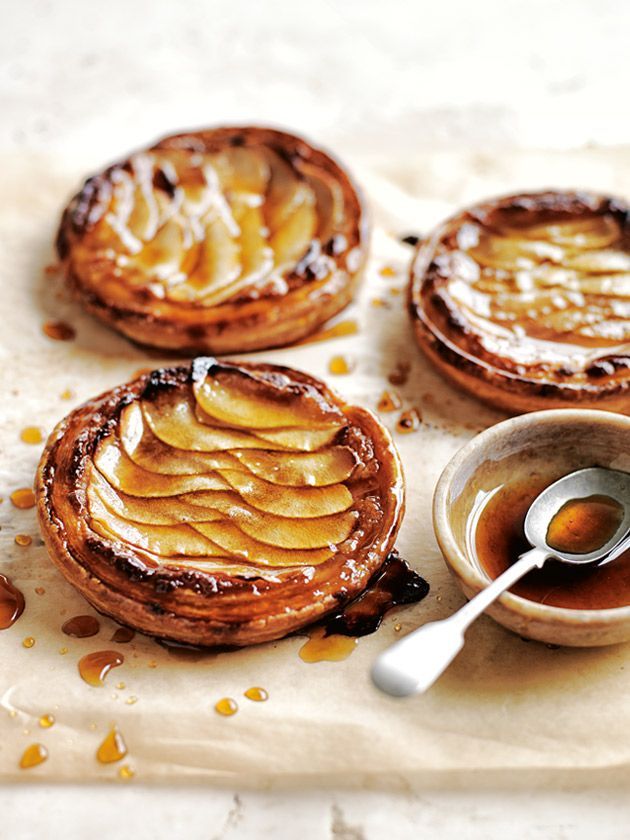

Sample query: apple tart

[36,359,403,646]
[56,127,368,353]
[409,191,630,413]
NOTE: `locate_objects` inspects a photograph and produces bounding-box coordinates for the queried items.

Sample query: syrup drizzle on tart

[410,191,630,410]
[36,359,404,647]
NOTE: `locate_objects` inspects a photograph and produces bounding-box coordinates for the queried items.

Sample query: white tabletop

[2,0,629,835]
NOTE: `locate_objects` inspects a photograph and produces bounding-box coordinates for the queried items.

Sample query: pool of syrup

[475,476,630,610]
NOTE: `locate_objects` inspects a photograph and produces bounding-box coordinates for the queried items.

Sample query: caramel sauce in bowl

[433,409,630,646]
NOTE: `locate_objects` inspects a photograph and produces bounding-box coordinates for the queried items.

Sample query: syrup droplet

[78,651,124,687]
[110,626,135,643]
[244,687,268,702]
[10,488,36,509]
[377,390,402,412]
[299,627,358,663]
[96,725,128,763]
[394,623,402,632]
[39,714,55,729]
[14,534,32,547]
[388,361,411,386]
[389,286,403,296]
[60,389,74,400]
[118,764,135,781]
[19,743,48,769]
[328,355,355,375]
[62,615,100,638]
[397,408,422,433]
[22,636,35,648]
[42,320,75,341]
[296,318,359,346]
[215,697,238,716]
[59,646,68,655]
[370,297,390,308]
[20,427,43,445]
[125,696,138,705]
[116,681,126,690]
[34,587,45,596]
[0,574,25,629]
[379,265,397,278]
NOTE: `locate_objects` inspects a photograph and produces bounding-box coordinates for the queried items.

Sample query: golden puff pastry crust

[409,191,630,414]
[56,127,369,353]
[36,359,404,647]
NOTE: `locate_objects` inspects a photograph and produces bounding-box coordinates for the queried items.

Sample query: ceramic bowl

[433,409,630,646]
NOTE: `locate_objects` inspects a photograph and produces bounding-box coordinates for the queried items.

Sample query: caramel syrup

[60,389,74,400]
[19,743,48,769]
[110,626,135,643]
[0,574,25,629]
[10,488,36,509]
[97,725,128,763]
[328,354,356,375]
[78,651,124,686]
[546,495,624,554]
[379,265,397,278]
[299,627,358,662]
[475,476,630,609]
[215,697,238,716]
[39,714,55,728]
[14,534,32,547]
[62,615,100,638]
[42,320,76,341]
[388,361,411,386]
[296,318,359,346]
[244,687,268,702]
[22,636,35,648]
[20,427,43,445]
[118,764,135,781]
[370,297,390,308]
[299,551,430,660]
[377,390,402,413]
[396,408,421,433]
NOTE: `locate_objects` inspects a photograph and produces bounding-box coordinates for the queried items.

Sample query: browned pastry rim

[56,126,369,354]
[409,191,630,414]
[36,359,404,646]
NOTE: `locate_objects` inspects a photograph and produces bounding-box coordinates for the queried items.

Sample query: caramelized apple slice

[89,489,225,557]
[120,403,243,474]
[192,372,343,430]
[192,521,333,567]
[90,471,224,526]
[469,233,565,270]
[232,447,356,487]
[208,469,353,517]
[143,396,291,452]
[501,215,620,249]
[94,436,229,497]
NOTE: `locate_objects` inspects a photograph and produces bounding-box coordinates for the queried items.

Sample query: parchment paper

[2,146,630,786]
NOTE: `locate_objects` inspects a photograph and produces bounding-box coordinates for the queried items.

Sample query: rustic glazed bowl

[433,409,630,646]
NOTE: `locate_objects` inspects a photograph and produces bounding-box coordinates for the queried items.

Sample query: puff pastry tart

[56,127,368,353]
[36,358,403,646]
[409,191,630,413]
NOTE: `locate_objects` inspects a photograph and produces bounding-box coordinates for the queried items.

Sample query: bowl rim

[433,408,630,626]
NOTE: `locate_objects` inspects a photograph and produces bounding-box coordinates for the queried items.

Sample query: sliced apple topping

[87,141,340,307]
[86,362,362,577]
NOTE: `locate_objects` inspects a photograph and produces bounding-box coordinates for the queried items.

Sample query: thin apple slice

[120,402,243,474]
[210,147,271,195]
[89,470,224,526]
[565,250,630,274]
[88,487,225,557]
[94,435,229,497]
[178,489,356,548]
[231,447,356,487]
[192,372,343,430]
[191,521,333,567]
[208,469,353,517]
[501,215,620,249]
[143,396,291,452]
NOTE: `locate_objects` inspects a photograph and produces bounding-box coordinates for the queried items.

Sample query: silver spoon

[372,467,630,698]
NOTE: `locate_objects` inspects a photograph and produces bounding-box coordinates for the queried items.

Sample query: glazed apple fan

[37,358,404,646]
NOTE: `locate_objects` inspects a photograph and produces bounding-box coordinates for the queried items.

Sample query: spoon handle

[371,547,550,697]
